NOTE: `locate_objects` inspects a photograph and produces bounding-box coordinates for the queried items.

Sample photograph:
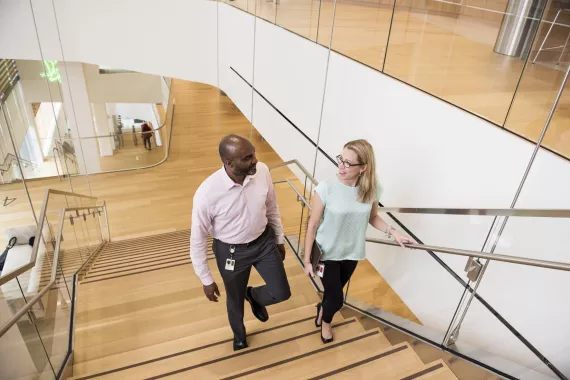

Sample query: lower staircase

[70,230,459,380]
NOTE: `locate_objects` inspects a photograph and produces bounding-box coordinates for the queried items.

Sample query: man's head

[219,134,258,178]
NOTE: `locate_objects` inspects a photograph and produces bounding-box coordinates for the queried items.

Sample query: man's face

[226,142,258,177]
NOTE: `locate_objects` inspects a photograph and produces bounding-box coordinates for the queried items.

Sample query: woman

[303,139,413,343]
[141,121,154,151]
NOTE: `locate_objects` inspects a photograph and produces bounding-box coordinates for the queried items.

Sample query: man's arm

[190,190,215,286]
[265,166,285,246]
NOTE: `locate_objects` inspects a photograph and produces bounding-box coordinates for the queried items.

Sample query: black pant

[321,260,358,324]
[143,136,152,150]
[213,227,291,341]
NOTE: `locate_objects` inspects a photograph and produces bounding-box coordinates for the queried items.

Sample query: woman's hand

[392,229,414,249]
[304,262,315,278]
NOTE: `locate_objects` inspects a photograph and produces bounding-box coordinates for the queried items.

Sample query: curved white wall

[1,1,569,378]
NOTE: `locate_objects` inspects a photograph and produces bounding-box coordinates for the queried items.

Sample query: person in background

[303,139,413,344]
[116,121,124,148]
[141,121,154,151]
[190,134,291,351]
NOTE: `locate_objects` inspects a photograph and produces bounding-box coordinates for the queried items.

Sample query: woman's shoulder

[316,176,337,190]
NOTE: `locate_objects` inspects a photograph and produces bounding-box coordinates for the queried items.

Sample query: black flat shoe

[321,324,333,344]
[245,286,269,322]
[233,338,248,351]
[315,303,322,327]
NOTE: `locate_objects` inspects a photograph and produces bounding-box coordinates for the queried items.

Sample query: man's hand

[277,244,286,261]
[203,282,220,302]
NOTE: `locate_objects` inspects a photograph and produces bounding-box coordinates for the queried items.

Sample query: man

[190,134,291,351]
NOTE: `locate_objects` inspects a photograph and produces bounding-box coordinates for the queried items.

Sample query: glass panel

[383,0,545,124]
[222,0,254,14]
[0,314,55,380]
[269,162,321,292]
[257,0,277,24]
[316,0,335,46]
[344,218,468,345]
[328,0,395,70]
[505,0,570,158]
[276,0,321,41]
[32,276,71,378]
[0,105,38,284]
[0,277,28,326]
[451,293,560,379]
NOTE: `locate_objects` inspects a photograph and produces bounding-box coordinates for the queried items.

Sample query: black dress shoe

[245,286,269,322]
[233,339,248,351]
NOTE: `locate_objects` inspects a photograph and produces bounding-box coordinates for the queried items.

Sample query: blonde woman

[303,139,413,343]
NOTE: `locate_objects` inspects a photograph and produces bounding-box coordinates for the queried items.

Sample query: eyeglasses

[336,155,364,169]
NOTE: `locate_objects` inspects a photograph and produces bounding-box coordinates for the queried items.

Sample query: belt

[216,226,269,248]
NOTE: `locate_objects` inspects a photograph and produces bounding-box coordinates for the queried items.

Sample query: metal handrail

[0,189,101,286]
[377,207,570,218]
[270,161,570,272]
[270,160,570,219]
[365,238,570,271]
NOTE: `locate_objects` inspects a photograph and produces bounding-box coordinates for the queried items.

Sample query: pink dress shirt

[190,162,284,285]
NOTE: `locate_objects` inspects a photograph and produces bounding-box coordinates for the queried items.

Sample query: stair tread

[72,304,344,378]
[73,277,320,361]
[398,359,459,380]
[300,341,423,380]
[104,318,364,380]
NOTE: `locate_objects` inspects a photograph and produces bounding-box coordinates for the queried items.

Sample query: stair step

[398,360,458,380]
[81,256,194,282]
[96,239,193,257]
[75,271,315,336]
[301,341,424,380]
[73,280,320,363]
[110,229,190,243]
[72,304,343,379]
[92,246,190,265]
[111,318,363,380]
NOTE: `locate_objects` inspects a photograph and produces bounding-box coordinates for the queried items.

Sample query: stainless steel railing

[270,159,570,272]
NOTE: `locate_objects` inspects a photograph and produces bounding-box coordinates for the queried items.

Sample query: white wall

[17,61,164,104]
[112,103,156,124]
[217,3,255,120]
[219,5,564,378]
[83,64,163,104]
[0,1,42,60]
[253,19,328,143]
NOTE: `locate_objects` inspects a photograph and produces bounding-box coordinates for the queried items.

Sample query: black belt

[216,226,269,248]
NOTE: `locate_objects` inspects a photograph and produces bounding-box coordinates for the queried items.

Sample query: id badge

[225,258,236,271]
[316,263,325,278]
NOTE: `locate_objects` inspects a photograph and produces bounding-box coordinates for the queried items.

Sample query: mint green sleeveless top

[315,176,380,261]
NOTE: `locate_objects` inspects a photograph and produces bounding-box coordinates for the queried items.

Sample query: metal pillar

[494,0,547,58]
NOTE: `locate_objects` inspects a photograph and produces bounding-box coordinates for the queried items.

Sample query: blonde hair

[344,139,378,203]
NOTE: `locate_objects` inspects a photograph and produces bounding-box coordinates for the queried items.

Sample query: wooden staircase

[71,230,459,380]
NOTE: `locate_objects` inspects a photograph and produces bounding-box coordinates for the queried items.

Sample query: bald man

[190,134,291,351]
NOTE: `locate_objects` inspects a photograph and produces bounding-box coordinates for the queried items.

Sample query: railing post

[102,201,111,242]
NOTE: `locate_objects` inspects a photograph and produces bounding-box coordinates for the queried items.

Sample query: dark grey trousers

[213,227,291,341]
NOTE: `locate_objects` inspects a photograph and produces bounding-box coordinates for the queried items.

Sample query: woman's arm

[303,193,325,276]
[369,202,413,248]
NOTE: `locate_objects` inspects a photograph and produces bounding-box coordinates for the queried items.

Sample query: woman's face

[337,148,363,181]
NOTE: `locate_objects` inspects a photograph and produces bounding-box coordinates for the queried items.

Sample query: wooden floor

[71,230,460,380]
[225,0,570,158]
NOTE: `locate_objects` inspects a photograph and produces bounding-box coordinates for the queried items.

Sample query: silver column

[494,0,547,58]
